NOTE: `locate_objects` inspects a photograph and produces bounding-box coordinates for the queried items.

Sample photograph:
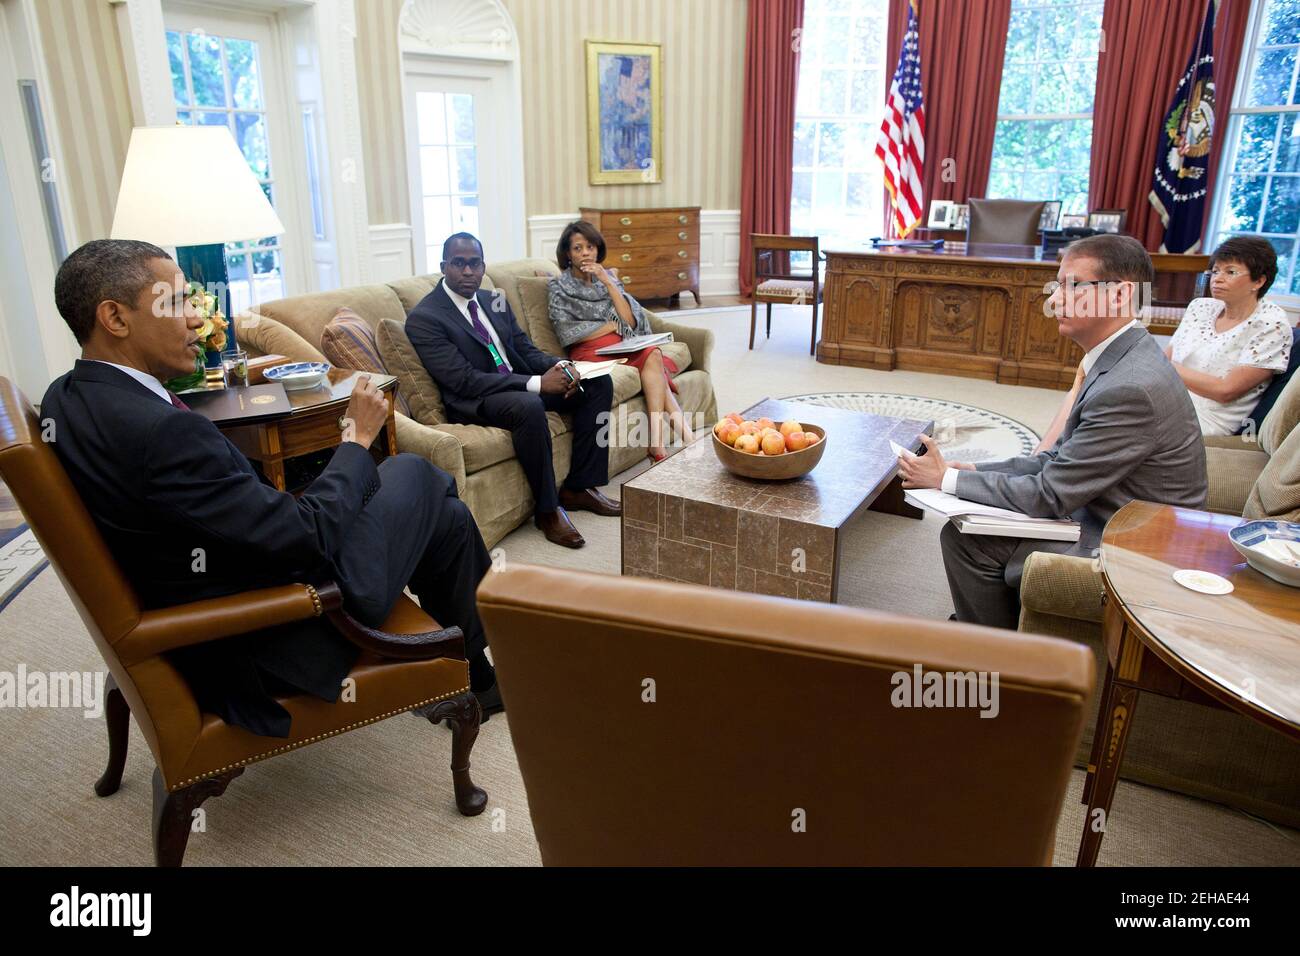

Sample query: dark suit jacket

[40,360,382,736]
[955,326,1208,558]
[404,279,562,423]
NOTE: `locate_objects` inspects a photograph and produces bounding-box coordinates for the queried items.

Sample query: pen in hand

[561,360,585,394]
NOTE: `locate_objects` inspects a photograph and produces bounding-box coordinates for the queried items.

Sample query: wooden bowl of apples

[711,413,827,481]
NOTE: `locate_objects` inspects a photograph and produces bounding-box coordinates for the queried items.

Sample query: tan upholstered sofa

[1017,370,1300,826]
[235,258,718,548]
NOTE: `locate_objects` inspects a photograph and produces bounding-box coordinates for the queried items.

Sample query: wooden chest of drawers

[579,206,701,304]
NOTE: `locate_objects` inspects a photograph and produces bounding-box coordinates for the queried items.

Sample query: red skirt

[569,332,679,393]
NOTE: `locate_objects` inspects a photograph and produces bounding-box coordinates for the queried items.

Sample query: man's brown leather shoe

[534,507,585,548]
[558,486,622,517]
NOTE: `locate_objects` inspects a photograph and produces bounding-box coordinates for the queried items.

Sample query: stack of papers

[903,487,1081,542]
[595,332,674,355]
[570,359,624,380]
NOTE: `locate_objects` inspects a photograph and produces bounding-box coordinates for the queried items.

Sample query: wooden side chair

[0,376,486,866]
[749,234,823,355]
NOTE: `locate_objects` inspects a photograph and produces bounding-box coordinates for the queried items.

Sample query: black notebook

[184,383,293,426]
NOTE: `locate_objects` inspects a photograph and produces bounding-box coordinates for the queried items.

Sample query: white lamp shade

[111,125,285,247]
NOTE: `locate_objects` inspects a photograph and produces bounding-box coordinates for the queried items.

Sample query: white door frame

[399,0,527,266]
[114,0,373,290]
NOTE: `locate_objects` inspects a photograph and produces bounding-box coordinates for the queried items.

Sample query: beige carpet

[0,304,1295,866]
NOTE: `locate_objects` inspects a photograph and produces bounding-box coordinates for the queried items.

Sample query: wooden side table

[1077,501,1300,866]
[218,369,399,492]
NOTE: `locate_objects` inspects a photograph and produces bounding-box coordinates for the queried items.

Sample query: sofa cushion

[1259,360,1300,457]
[516,276,566,357]
[256,285,407,347]
[376,318,445,425]
[235,312,326,363]
[388,273,496,313]
[609,364,642,405]
[437,412,569,475]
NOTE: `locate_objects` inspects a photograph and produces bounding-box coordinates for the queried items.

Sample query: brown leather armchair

[967,198,1046,245]
[0,377,486,866]
[478,564,1094,865]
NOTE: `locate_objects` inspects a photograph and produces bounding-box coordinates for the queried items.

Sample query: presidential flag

[876,0,925,238]
[1149,0,1217,253]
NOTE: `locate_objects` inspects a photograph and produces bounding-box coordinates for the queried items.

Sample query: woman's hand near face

[578,260,616,286]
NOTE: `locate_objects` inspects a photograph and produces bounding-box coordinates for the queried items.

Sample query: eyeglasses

[447,257,484,271]
[1209,267,1247,279]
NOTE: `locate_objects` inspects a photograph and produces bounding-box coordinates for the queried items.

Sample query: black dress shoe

[558,486,622,517]
[535,508,585,548]
[474,682,505,721]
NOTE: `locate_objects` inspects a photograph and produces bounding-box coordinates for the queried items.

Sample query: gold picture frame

[585,40,663,186]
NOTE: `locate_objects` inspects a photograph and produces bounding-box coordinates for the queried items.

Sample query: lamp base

[175,243,238,365]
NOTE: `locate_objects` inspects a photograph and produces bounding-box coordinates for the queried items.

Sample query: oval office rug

[780,392,1040,463]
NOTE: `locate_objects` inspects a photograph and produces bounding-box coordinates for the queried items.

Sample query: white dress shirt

[939,319,1140,494]
[444,286,541,394]
[92,360,174,404]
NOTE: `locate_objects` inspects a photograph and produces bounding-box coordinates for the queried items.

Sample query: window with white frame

[415,91,480,271]
[167,28,284,311]
[1209,0,1300,299]
[987,0,1104,215]
[791,0,890,262]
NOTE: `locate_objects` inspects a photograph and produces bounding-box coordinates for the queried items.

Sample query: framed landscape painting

[586,40,662,185]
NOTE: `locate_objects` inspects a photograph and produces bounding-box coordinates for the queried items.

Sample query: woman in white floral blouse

[1166,236,1292,436]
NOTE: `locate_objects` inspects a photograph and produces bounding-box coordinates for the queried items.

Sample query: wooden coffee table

[620,397,932,602]
[1077,501,1300,866]
[218,369,399,492]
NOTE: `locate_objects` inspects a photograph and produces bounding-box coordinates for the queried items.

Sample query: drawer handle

[677,249,688,258]
[623,275,633,283]
[620,217,632,226]
[678,215,688,224]
[621,234,633,243]
[678,231,688,240]
[677,271,687,280]
[621,253,632,262]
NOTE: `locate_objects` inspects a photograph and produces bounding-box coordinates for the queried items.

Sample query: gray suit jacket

[955,326,1208,557]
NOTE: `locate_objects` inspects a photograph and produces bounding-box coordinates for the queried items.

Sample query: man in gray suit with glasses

[899,234,1208,629]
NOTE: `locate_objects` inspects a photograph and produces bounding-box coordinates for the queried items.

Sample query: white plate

[1172,569,1234,595]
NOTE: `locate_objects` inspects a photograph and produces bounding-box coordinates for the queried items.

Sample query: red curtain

[739,0,805,296]
[1089,0,1251,251]
[882,0,1012,234]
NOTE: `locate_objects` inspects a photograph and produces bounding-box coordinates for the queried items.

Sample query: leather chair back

[478,564,1095,865]
[967,198,1046,245]
[0,377,178,759]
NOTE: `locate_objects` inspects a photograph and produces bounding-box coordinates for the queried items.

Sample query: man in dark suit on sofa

[40,239,502,735]
[405,232,621,549]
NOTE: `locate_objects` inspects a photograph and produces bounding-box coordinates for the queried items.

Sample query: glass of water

[222,349,250,388]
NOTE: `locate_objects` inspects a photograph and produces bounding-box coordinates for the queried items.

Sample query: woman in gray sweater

[548,220,695,462]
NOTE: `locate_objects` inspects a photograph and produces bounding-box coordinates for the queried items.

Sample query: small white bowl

[1230,520,1300,588]
[265,361,330,391]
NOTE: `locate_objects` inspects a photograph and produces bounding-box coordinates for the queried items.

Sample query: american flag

[875,1,925,237]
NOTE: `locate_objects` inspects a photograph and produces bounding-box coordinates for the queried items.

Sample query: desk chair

[967,198,1046,245]
[0,377,486,866]
[479,564,1094,865]
[750,234,823,355]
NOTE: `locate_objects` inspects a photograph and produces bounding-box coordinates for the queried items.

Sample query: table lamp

[110,125,285,360]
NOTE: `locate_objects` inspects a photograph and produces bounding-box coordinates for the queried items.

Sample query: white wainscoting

[528,210,742,298]
[369,223,414,283]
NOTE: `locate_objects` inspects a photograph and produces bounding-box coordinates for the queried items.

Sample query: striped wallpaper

[31,0,134,245]
[356,0,748,223]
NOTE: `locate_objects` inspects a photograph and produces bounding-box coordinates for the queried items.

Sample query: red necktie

[169,392,190,411]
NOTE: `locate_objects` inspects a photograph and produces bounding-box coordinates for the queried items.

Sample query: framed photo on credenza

[1060,213,1088,229]
[1038,200,1062,231]
[927,199,955,229]
[1088,209,1127,234]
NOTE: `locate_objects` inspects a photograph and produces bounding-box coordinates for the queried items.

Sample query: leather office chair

[0,377,486,866]
[478,564,1094,865]
[967,198,1046,246]
[750,234,823,355]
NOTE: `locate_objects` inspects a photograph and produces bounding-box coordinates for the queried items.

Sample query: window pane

[420,146,451,196]
[448,94,475,144]
[820,69,847,113]
[1262,177,1300,233]
[453,147,477,192]
[998,65,1034,115]
[823,17,851,64]
[1237,113,1281,173]
[417,92,447,146]
[1004,8,1037,62]
[1223,175,1265,231]
[186,33,227,108]
[1278,114,1300,172]
[1247,47,1298,107]
[792,171,812,212]
[424,196,453,242]
[196,110,229,128]
[1263,0,1300,45]
[234,113,269,179]
[225,38,262,111]
[793,121,816,167]
[818,122,845,167]
[452,195,479,234]
[814,170,844,209]
[849,70,878,113]
[167,31,189,106]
